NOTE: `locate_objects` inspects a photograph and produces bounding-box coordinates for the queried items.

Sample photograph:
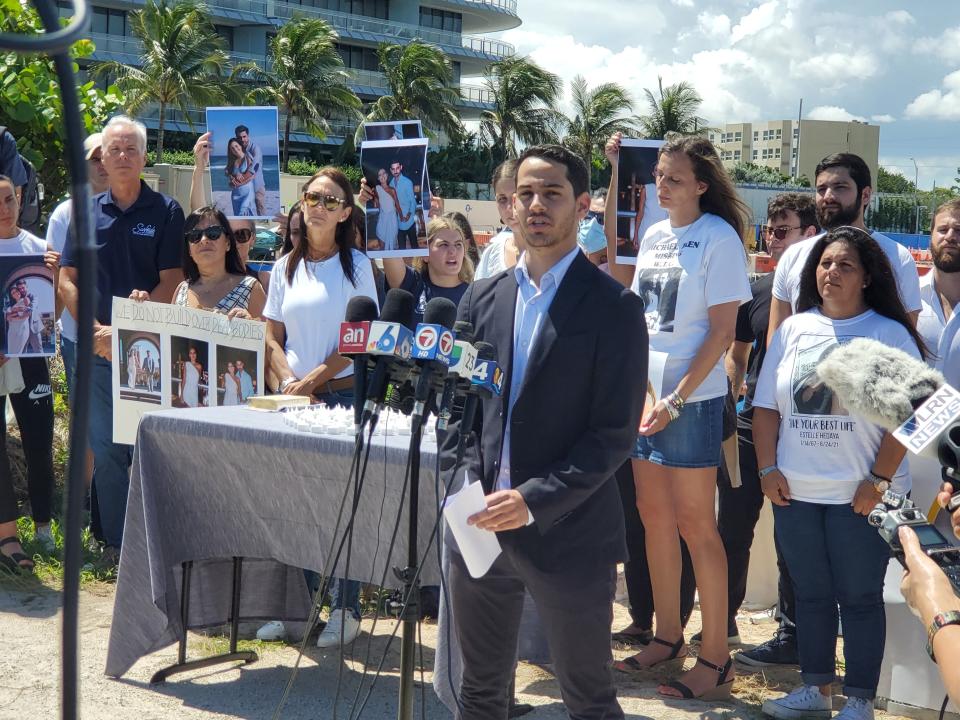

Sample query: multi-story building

[709,119,880,185]
[66,0,520,151]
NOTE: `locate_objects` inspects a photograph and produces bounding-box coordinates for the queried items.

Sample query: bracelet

[278,376,296,392]
[758,465,779,479]
[664,401,680,422]
[665,391,685,416]
[926,610,960,662]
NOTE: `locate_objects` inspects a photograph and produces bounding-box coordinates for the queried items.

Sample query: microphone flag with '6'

[362,288,416,425]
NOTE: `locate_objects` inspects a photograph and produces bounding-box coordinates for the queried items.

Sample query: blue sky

[205,106,280,159]
[495,0,960,190]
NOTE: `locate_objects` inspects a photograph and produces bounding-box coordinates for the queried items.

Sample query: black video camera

[869,491,960,595]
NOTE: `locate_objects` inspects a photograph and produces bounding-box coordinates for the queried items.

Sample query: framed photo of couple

[360,132,431,259]
[0,254,55,357]
[206,106,282,221]
[614,139,668,265]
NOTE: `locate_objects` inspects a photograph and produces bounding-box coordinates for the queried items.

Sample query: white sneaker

[762,685,832,719]
[834,697,874,720]
[35,525,55,554]
[316,609,361,648]
[256,620,287,641]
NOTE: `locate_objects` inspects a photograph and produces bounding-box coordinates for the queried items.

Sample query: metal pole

[911,157,920,234]
[794,98,803,181]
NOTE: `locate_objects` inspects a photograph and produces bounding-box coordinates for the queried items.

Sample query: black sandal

[0,536,34,573]
[614,636,687,673]
[658,655,734,701]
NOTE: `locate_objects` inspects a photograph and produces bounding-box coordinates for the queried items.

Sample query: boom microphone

[816,338,944,432]
[340,295,379,431]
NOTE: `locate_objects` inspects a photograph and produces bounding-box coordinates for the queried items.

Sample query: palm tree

[360,40,462,142]
[638,77,708,139]
[478,56,563,162]
[250,17,361,172]
[92,0,230,163]
[561,75,635,186]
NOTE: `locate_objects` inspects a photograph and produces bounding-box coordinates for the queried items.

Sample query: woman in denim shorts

[605,133,751,701]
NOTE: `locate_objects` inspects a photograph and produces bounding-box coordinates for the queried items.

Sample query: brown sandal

[658,655,734,701]
[614,636,687,673]
[0,536,34,572]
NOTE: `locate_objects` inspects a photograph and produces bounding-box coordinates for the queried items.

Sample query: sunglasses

[586,210,604,226]
[302,191,346,211]
[763,225,802,241]
[186,225,225,244]
[234,228,253,243]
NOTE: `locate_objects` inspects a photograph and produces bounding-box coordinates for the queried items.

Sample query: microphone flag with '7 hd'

[410,297,458,425]
[817,338,960,507]
[362,288,416,425]
[338,295,380,431]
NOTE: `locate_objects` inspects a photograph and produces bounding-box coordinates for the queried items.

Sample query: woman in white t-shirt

[261,167,377,647]
[753,227,929,720]
[474,160,525,280]
[607,134,752,701]
[0,174,60,572]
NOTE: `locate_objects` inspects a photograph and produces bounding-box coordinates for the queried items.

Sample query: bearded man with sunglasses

[60,115,184,558]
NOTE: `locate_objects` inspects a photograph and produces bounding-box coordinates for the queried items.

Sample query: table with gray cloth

[105,405,441,678]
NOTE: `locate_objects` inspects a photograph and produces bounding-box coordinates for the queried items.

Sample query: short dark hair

[767,192,819,231]
[182,206,247,283]
[235,125,249,136]
[515,144,589,198]
[934,197,960,222]
[591,187,608,201]
[491,159,517,190]
[815,153,871,194]
[796,226,929,360]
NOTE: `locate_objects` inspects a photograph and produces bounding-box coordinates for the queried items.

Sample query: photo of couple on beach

[206,106,282,220]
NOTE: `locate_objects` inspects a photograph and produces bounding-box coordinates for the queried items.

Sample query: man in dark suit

[441,145,648,719]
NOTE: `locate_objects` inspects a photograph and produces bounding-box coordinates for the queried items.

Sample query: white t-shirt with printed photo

[264,250,378,380]
[772,231,922,313]
[753,308,921,503]
[630,212,751,402]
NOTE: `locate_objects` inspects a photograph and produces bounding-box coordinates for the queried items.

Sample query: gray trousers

[448,547,623,720]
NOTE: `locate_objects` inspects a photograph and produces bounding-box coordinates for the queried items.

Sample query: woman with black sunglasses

[171,206,266,320]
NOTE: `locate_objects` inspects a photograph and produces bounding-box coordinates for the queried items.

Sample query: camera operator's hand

[899,525,960,623]
[938,481,960,540]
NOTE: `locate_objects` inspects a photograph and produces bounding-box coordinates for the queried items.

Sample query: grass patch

[191,633,288,659]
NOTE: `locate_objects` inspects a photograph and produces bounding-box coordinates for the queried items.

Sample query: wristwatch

[758,465,779,479]
[926,610,960,662]
[868,471,891,493]
[278,376,296,392]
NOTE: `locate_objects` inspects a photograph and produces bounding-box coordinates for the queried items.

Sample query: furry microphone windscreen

[816,337,944,431]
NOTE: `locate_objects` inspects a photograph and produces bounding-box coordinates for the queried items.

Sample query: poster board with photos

[615,139,668,265]
[0,254,55,357]
[206,106,282,221]
[363,120,432,208]
[111,298,266,445]
[359,137,430,258]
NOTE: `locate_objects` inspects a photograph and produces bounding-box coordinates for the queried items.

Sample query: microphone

[451,341,499,470]
[436,321,479,430]
[470,345,504,397]
[817,338,960,510]
[339,295,379,431]
[410,297,458,426]
[362,288,416,426]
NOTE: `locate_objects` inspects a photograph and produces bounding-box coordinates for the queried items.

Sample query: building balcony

[267,2,514,62]
[429,0,522,33]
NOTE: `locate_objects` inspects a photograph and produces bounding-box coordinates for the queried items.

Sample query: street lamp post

[910,157,920,234]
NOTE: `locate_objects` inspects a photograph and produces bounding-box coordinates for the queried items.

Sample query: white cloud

[806,105,867,122]
[904,70,960,120]
[914,26,960,64]
[870,114,895,123]
[697,11,731,38]
[671,0,694,6]
[730,1,777,44]
[791,52,879,84]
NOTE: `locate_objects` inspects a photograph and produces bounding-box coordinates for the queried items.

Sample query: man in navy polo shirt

[60,115,184,559]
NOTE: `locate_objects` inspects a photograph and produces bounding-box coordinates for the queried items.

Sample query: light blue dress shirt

[496,244,583,494]
[390,173,418,230]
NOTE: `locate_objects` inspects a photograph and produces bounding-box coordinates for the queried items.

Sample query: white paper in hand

[443,480,501,578]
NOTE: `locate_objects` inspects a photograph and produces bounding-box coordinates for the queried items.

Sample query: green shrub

[145,149,196,167]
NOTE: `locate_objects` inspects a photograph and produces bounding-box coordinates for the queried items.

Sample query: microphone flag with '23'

[360,288,416,426]
[437,321,479,429]
[338,295,379,431]
[816,337,960,513]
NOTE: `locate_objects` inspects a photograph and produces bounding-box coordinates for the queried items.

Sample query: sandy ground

[0,576,911,720]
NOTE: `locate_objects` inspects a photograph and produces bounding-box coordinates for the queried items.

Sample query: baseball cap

[84,133,103,160]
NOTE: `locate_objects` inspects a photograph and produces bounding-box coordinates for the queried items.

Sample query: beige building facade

[709,119,880,185]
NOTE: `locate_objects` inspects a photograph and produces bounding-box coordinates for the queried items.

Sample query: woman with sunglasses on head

[755,227,928,720]
[168,207,266,320]
[605,133,752,701]
[260,167,377,648]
